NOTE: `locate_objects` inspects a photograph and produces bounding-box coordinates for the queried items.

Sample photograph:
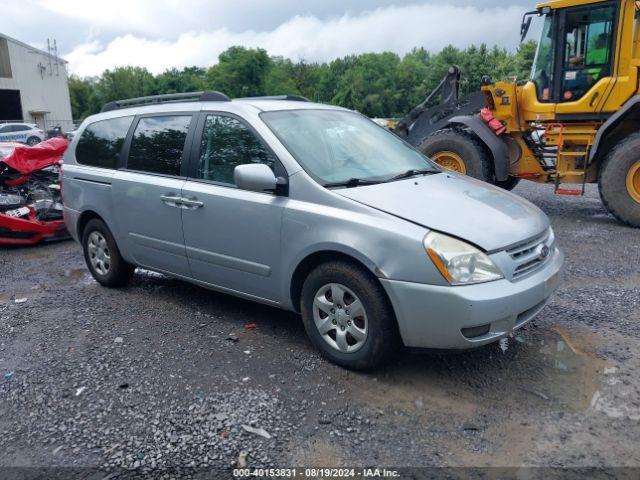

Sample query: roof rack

[101,91,230,113]
[240,95,310,102]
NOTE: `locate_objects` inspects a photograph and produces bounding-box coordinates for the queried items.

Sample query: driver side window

[196,114,276,185]
[561,5,615,102]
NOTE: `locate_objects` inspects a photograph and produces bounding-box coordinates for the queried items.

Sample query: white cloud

[63,3,528,76]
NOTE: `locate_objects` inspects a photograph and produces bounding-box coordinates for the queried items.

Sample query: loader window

[532,13,555,102]
[560,5,615,102]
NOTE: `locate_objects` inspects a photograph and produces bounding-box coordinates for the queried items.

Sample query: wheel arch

[289,250,387,314]
[591,96,640,165]
[448,114,511,181]
[76,210,105,240]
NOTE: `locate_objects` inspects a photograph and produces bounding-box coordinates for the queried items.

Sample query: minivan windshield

[261,109,439,187]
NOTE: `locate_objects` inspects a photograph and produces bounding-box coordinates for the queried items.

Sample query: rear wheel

[599,132,640,227]
[82,218,135,287]
[419,129,493,182]
[300,261,399,370]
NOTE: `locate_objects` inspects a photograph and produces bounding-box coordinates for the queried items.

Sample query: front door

[555,1,617,114]
[181,112,286,302]
[112,113,194,277]
[531,1,618,114]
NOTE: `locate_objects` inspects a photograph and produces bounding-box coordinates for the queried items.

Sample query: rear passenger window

[76,117,133,169]
[127,115,191,176]
[197,114,276,184]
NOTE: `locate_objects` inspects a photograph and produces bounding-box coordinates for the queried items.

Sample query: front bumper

[0,213,68,246]
[381,247,564,349]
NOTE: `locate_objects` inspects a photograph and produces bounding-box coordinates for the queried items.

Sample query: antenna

[46,38,52,76]
[53,39,59,76]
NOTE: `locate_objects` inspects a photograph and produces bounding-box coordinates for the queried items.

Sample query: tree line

[69,42,537,122]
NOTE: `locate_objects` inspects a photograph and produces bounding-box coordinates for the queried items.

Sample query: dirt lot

[1,182,639,478]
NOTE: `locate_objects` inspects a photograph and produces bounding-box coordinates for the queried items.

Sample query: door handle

[160,194,183,207]
[180,197,204,208]
[180,198,204,208]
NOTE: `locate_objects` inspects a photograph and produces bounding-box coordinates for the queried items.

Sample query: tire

[26,136,41,146]
[82,218,135,287]
[599,132,640,228]
[300,261,400,370]
[418,129,493,182]
[495,177,521,191]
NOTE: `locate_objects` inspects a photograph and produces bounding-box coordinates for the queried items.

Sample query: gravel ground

[1,181,639,477]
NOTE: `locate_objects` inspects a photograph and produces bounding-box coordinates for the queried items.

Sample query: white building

[0,33,73,132]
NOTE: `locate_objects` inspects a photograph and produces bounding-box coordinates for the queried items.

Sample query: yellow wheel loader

[394,0,640,227]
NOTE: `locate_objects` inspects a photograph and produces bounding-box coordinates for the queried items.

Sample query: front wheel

[26,136,41,146]
[599,132,640,227]
[300,262,400,370]
[418,129,493,182]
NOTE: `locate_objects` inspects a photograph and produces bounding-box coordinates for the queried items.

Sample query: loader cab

[529,1,618,112]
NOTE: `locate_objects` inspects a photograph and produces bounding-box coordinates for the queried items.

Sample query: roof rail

[240,95,310,102]
[101,91,230,113]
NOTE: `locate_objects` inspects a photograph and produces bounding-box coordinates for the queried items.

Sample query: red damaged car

[0,137,69,245]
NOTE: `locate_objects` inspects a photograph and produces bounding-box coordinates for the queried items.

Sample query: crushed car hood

[0,138,69,245]
[336,172,549,252]
[0,137,68,176]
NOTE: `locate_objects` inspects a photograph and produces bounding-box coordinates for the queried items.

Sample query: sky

[1,0,537,77]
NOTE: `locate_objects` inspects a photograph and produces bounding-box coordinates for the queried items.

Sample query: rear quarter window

[76,117,133,169]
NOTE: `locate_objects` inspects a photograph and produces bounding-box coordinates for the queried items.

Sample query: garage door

[0,90,23,121]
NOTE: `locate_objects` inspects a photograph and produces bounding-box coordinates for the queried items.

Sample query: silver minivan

[62,92,564,370]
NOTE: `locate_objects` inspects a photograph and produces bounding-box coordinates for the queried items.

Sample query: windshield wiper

[324,178,384,189]
[386,169,439,182]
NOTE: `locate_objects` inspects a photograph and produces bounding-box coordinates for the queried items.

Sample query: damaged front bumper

[0,213,68,245]
[0,138,69,246]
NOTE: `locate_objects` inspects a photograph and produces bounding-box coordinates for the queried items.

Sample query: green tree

[93,66,156,108]
[514,40,538,81]
[206,46,271,97]
[154,67,207,94]
[69,42,538,120]
[68,75,97,121]
[264,57,301,96]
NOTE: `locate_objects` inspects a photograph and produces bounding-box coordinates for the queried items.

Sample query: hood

[0,137,68,177]
[336,172,549,252]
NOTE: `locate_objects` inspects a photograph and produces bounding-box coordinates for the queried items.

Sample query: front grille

[508,229,552,279]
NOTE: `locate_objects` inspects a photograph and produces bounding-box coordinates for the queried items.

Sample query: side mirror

[234,163,279,192]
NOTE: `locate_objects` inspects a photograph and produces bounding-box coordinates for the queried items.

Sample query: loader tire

[418,129,493,183]
[599,132,640,228]
[495,177,521,191]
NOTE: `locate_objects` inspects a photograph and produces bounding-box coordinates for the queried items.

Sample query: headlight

[424,231,503,285]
